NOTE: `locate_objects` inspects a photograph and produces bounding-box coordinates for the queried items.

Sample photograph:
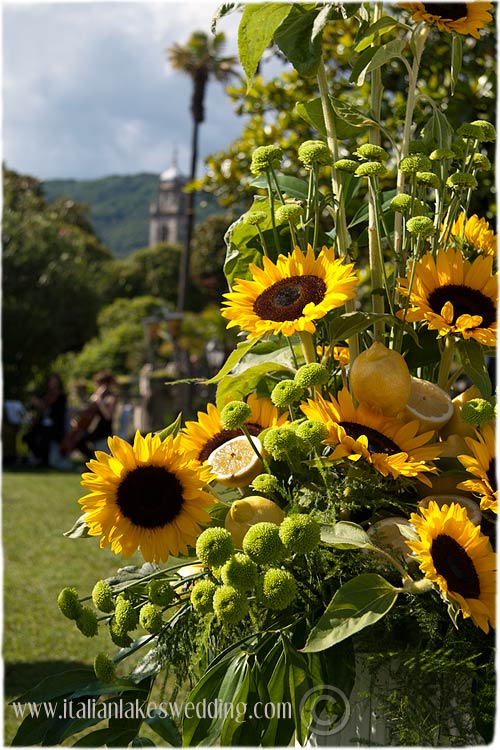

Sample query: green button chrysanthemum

[334,159,359,173]
[243,522,286,565]
[94,653,116,684]
[355,161,387,177]
[196,527,234,568]
[76,607,99,638]
[92,580,114,613]
[355,143,389,161]
[271,380,304,408]
[58,587,83,621]
[298,140,332,166]
[220,401,252,430]
[399,154,432,174]
[406,216,435,236]
[250,145,283,175]
[446,172,478,190]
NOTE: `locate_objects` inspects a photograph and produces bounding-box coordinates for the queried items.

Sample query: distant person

[61,370,118,461]
[23,373,68,467]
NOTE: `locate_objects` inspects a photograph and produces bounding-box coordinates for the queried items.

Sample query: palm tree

[167,31,238,313]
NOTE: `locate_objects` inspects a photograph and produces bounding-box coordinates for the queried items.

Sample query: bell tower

[149,154,188,246]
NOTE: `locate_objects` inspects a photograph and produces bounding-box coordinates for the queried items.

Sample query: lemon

[350,342,411,416]
[402,377,453,432]
[225,496,285,548]
[419,494,482,526]
[439,385,481,440]
[207,435,263,487]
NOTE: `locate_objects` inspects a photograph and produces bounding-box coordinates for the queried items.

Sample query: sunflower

[406,501,496,633]
[398,247,497,346]
[448,213,497,257]
[221,244,358,339]
[400,3,493,38]
[457,422,497,514]
[180,393,288,465]
[301,388,441,485]
[79,431,214,563]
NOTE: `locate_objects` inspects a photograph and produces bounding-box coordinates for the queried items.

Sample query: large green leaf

[302,574,400,652]
[296,97,361,140]
[145,709,182,746]
[274,5,323,78]
[351,38,405,85]
[238,3,292,84]
[250,174,310,201]
[354,16,401,52]
[456,339,493,398]
[320,521,372,550]
[216,362,291,409]
[205,337,263,385]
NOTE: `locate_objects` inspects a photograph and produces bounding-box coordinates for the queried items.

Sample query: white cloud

[2,0,243,179]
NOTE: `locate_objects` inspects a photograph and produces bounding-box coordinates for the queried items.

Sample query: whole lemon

[224,496,285,548]
[349,342,411,416]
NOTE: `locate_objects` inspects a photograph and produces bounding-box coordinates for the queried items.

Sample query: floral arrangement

[13,2,496,747]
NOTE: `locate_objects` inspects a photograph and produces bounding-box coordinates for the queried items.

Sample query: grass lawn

[2,469,146,744]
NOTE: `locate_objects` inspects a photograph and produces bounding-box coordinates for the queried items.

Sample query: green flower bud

[279,515,321,554]
[399,154,432,174]
[196,527,234,567]
[446,172,478,190]
[461,399,496,426]
[275,203,304,223]
[408,140,432,155]
[220,401,252,430]
[271,380,304,408]
[355,161,386,177]
[298,140,332,166]
[211,565,223,581]
[250,473,281,496]
[334,159,358,174]
[457,121,496,142]
[221,553,258,591]
[148,579,175,607]
[190,579,217,614]
[109,618,133,647]
[58,587,83,621]
[416,171,441,188]
[243,211,267,226]
[213,585,249,625]
[91,580,114,613]
[467,153,492,172]
[406,216,435,237]
[294,363,329,388]
[250,145,283,175]
[263,427,302,461]
[242,522,286,565]
[451,139,467,158]
[76,607,98,638]
[94,653,116,684]
[114,595,139,632]
[389,194,412,214]
[294,420,329,449]
[429,148,455,161]
[355,143,389,161]
[261,568,297,610]
[139,603,163,634]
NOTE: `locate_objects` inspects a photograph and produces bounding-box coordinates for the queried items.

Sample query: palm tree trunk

[177,116,199,313]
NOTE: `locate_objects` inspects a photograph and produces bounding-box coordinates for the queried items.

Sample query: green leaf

[11,669,95,704]
[302,574,400,652]
[327,311,382,342]
[145,710,182,746]
[450,34,463,95]
[132,738,157,747]
[63,514,91,539]
[456,339,493,398]
[238,3,292,85]
[421,110,453,150]
[349,45,379,85]
[72,727,136,746]
[296,97,361,140]
[320,521,372,550]
[354,16,400,52]
[205,337,263,385]
[250,174,310,201]
[216,362,290,409]
[158,412,182,441]
[283,638,314,746]
[274,5,323,77]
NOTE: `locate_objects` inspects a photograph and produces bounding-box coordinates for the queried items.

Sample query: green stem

[437,336,455,391]
[298,330,317,365]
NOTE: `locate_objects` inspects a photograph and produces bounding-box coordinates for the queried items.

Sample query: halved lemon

[207,435,264,487]
[402,377,453,432]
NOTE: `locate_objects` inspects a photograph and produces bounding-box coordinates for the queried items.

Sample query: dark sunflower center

[198,424,261,463]
[487,457,497,492]
[116,466,184,529]
[427,284,496,328]
[430,533,481,599]
[253,275,326,322]
[423,3,468,20]
[339,421,401,455]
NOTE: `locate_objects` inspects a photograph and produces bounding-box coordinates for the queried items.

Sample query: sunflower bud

[406,216,435,236]
[271,380,304,408]
[220,401,252,430]
[298,140,332,166]
[242,522,286,565]
[221,553,258,591]
[94,653,116,684]
[399,154,432,174]
[279,514,321,554]
[213,585,249,625]
[334,159,358,173]
[148,579,175,607]
[250,145,283,175]
[76,607,98,638]
[294,363,329,388]
[91,580,114,613]
[275,203,304,223]
[355,161,387,177]
[260,568,297,610]
[294,420,329,449]
[58,587,82,621]
[355,143,389,161]
[457,121,496,142]
[196,527,234,567]
[446,172,478,190]
[243,211,267,226]
[190,579,217,614]
[416,171,441,188]
[250,473,281,497]
[461,399,496,426]
[114,595,139,632]
[139,603,163,634]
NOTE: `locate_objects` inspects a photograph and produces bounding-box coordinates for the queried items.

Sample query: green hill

[42,174,158,258]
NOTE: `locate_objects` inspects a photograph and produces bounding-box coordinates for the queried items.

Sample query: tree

[167,31,238,311]
[190,211,238,302]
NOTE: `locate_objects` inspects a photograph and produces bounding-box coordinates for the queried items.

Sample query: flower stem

[437,335,456,391]
[298,330,317,365]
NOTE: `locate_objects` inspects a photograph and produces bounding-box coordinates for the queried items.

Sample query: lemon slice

[207,436,263,487]
[402,377,453,431]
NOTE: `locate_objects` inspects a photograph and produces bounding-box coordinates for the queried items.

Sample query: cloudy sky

[2,0,246,180]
